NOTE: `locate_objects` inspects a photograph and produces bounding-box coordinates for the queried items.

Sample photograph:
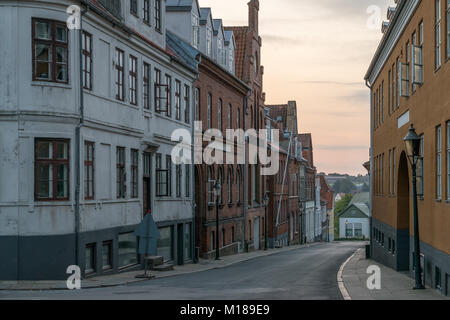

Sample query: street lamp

[263,191,270,250]
[403,124,424,290]
[213,180,221,260]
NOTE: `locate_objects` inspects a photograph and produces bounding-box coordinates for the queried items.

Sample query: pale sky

[199,0,392,175]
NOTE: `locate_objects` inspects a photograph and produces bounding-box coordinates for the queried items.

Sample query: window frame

[85,243,96,275]
[82,31,92,90]
[131,149,139,199]
[155,0,162,31]
[436,0,442,70]
[176,164,182,198]
[115,48,125,101]
[185,164,190,198]
[143,62,151,109]
[34,138,70,202]
[116,147,126,199]
[166,155,172,197]
[437,125,442,200]
[184,84,190,124]
[156,153,169,197]
[143,0,151,24]
[129,55,138,106]
[130,0,138,16]
[84,141,95,200]
[175,79,181,120]
[32,18,69,83]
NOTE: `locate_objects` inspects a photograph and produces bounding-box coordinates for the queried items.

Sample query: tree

[334,194,353,239]
[361,183,370,192]
[333,178,357,194]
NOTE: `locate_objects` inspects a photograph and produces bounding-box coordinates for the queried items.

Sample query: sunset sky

[199,0,392,175]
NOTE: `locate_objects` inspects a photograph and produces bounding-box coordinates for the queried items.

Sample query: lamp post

[213,181,221,260]
[403,124,424,290]
[263,191,270,250]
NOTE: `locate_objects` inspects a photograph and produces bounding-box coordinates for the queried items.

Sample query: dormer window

[228,48,234,73]
[217,38,223,65]
[206,27,212,56]
[192,13,200,49]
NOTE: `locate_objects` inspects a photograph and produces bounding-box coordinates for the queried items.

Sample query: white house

[338,203,370,239]
[0,0,197,280]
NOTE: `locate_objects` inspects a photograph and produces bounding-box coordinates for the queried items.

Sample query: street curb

[337,248,360,301]
[0,242,325,291]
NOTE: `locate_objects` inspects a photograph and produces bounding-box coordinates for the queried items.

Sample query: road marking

[337,248,360,300]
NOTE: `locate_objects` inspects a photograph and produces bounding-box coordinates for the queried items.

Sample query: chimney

[248,0,259,33]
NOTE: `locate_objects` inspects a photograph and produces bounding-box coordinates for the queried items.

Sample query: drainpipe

[242,88,252,251]
[365,78,373,256]
[74,5,89,267]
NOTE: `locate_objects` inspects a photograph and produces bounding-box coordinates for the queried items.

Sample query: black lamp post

[403,124,424,290]
[263,191,270,250]
[213,181,221,260]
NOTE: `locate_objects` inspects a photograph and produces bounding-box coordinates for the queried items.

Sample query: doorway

[397,151,410,271]
[143,152,152,215]
[177,224,184,265]
[253,218,260,250]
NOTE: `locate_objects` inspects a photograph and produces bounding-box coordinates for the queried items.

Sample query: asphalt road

[0,242,363,300]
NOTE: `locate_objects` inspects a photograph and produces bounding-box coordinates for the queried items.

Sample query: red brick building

[225,0,267,252]
[193,54,251,258]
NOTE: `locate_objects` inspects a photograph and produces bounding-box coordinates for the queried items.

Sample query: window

[217,38,224,65]
[418,135,424,196]
[413,24,424,87]
[166,155,172,196]
[389,149,393,194]
[176,164,182,197]
[227,168,233,204]
[207,93,212,129]
[194,88,200,121]
[207,27,212,56]
[345,223,353,238]
[118,233,138,268]
[392,240,396,254]
[115,48,125,101]
[436,0,442,69]
[236,167,241,203]
[156,153,168,197]
[391,64,396,113]
[412,32,417,92]
[184,85,190,124]
[143,62,151,109]
[32,19,68,83]
[35,139,70,201]
[218,99,222,131]
[116,147,126,199]
[207,166,214,205]
[84,141,94,200]
[354,223,363,238]
[175,80,181,120]
[437,126,443,199]
[131,149,138,199]
[217,166,224,204]
[102,241,113,270]
[155,0,161,31]
[222,228,226,247]
[184,224,192,260]
[227,104,232,129]
[229,48,234,73]
[393,148,396,195]
[447,122,450,199]
[85,243,96,274]
[192,13,200,49]
[381,81,384,122]
[130,0,137,15]
[237,108,240,129]
[158,226,173,261]
[165,75,172,117]
[447,0,450,58]
[129,55,137,105]
[82,32,92,90]
[185,164,190,198]
[154,68,167,113]
[436,267,442,289]
[143,0,150,24]
[396,57,400,108]
[401,42,410,97]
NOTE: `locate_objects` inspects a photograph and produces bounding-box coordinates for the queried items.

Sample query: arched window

[227,167,233,204]
[218,99,222,131]
[207,166,214,204]
[217,166,224,204]
[236,108,240,129]
[254,51,259,75]
[236,166,241,203]
[227,104,232,129]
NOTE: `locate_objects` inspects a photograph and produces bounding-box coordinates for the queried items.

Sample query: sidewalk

[341,248,449,300]
[0,242,322,291]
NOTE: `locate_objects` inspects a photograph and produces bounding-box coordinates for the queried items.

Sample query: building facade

[365,0,450,295]
[0,0,197,280]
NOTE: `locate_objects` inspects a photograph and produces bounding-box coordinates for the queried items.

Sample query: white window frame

[437,125,442,200]
[436,0,442,70]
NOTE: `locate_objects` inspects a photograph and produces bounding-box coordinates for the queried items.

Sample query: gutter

[365,78,374,255]
[74,4,89,267]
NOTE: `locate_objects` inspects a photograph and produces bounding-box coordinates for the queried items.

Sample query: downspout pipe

[365,78,373,256]
[74,5,89,267]
[242,88,252,251]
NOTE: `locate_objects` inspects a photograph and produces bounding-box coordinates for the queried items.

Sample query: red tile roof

[224,26,248,80]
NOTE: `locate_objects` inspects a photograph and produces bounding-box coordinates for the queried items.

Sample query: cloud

[317,145,368,151]
[262,34,303,46]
